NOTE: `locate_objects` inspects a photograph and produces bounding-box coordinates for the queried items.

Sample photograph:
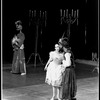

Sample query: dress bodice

[50,51,64,64]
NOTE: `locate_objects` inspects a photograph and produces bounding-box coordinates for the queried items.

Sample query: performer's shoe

[71,98,76,100]
[63,98,76,100]
[57,98,62,100]
[10,71,12,73]
[21,73,26,75]
[50,97,55,100]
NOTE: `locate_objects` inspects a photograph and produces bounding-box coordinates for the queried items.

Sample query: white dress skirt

[45,51,65,87]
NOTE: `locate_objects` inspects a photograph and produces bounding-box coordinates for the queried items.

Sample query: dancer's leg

[51,86,56,100]
[57,87,61,100]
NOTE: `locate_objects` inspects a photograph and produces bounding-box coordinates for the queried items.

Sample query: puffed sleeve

[62,53,71,67]
[49,51,54,59]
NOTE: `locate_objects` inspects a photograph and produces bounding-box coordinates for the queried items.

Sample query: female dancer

[44,44,66,100]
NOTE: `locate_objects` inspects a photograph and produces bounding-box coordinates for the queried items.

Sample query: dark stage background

[2,0,98,64]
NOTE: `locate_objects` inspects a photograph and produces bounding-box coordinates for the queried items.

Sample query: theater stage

[2,60,99,100]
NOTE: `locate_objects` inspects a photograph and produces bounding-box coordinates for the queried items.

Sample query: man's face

[63,47,67,52]
[16,24,22,31]
[59,44,63,49]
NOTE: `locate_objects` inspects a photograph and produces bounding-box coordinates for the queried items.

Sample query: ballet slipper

[50,97,55,100]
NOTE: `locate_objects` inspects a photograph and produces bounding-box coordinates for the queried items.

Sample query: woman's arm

[44,58,53,70]
[44,52,53,70]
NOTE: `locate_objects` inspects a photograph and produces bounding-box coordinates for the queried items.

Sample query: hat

[58,37,69,47]
[15,20,22,25]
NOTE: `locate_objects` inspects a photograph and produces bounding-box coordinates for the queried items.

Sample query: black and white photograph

[1,0,99,100]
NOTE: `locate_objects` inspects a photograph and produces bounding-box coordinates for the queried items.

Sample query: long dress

[11,32,26,74]
[62,51,77,99]
[45,51,65,87]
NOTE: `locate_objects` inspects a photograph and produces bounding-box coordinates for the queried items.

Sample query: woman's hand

[44,63,49,71]
[44,67,47,71]
[44,65,48,71]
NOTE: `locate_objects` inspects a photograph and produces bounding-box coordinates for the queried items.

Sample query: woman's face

[55,46,59,51]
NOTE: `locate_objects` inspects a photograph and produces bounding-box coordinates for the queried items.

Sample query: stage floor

[2,60,99,100]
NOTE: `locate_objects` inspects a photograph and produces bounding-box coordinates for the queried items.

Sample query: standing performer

[59,38,77,100]
[44,44,66,100]
[11,20,26,75]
